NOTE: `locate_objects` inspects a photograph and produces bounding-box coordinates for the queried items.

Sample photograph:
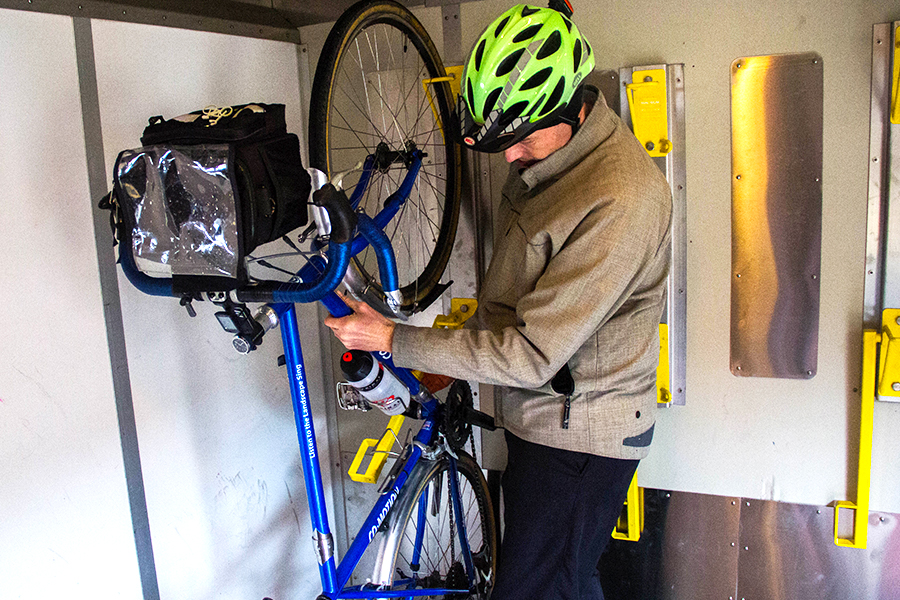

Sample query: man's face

[503,120,574,168]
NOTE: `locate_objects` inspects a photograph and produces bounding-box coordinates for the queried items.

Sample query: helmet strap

[560,85,586,137]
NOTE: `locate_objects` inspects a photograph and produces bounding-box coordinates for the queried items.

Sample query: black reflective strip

[623,424,655,448]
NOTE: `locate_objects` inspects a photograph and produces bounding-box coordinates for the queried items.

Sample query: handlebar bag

[112,103,310,293]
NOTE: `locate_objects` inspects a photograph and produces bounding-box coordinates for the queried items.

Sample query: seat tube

[275,303,338,593]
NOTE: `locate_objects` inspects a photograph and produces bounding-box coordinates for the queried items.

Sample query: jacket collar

[519,79,618,191]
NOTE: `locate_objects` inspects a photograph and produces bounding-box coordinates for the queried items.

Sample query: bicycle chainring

[442,380,473,452]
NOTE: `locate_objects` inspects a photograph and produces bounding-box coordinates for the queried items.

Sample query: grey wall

[1,9,333,599]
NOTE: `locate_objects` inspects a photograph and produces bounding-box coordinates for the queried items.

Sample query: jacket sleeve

[390,189,669,388]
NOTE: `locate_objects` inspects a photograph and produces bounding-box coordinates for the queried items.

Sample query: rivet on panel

[736,174,742,180]
[892,382,900,392]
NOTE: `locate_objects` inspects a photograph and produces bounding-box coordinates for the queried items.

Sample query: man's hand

[324,292,395,353]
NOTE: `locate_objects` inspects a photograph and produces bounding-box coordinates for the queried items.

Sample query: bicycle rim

[309,0,461,312]
[372,453,496,599]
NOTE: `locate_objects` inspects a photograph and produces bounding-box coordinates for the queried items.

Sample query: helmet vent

[573,39,583,70]
[520,67,552,91]
[536,30,562,60]
[513,24,543,43]
[521,6,539,17]
[528,94,546,117]
[475,39,486,71]
[562,16,573,33]
[586,40,592,57]
[497,101,528,130]
[467,79,476,116]
[483,87,503,120]
[540,77,566,116]
[496,48,526,77]
[494,16,511,38]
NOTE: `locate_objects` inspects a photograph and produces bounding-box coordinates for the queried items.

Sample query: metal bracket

[612,471,644,542]
[432,298,478,330]
[833,327,878,549]
[626,68,671,156]
[657,324,671,404]
[877,309,900,397]
[348,415,405,484]
[620,64,687,405]
[892,26,900,124]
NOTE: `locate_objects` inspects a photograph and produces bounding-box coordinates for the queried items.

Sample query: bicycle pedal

[336,382,371,411]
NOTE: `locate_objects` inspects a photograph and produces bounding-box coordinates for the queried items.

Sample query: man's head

[457,4,595,155]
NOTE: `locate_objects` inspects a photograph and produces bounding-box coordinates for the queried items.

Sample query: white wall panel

[91,20,330,599]
[0,9,142,599]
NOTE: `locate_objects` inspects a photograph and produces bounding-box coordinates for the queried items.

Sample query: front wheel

[309,0,461,313]
[371,452,497,598]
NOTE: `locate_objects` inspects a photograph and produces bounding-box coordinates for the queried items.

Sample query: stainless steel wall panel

[737,500,900,600]
[599,490,741,600]
[730,53,824,379]
[600,491,900,600]
[657,492,741,600]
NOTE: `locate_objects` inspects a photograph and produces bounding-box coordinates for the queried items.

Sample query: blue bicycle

[101,1,497,598]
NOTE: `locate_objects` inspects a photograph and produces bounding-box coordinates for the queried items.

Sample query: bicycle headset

[457,3,596,153]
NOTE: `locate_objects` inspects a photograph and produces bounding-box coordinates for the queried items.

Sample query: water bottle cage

[336,382,373,412]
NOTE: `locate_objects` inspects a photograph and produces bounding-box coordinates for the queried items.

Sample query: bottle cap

[340,350,375,382]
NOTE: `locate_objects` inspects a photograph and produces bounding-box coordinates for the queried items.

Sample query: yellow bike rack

[612,471,644,541]
[833,308,899,547]
[657,323,670,405]
[626,68,671,157]
[348,298,478,484]
[891,27,900,124]
[422,65,464,142]
[348,414,405,484]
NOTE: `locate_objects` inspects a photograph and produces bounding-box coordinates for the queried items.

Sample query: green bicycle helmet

[458,3,595,153]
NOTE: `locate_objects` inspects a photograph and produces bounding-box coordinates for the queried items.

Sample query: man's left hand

[324,292,395,353]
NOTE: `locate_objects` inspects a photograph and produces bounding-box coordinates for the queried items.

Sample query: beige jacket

[392,83,672,460]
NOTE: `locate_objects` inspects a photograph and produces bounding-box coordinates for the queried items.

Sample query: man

[326,4,671,598]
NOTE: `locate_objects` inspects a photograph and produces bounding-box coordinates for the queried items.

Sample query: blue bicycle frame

[275,301,474,598]
[115,146,476,598]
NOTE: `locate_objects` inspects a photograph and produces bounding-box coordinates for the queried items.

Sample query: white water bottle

[340,351,410,416]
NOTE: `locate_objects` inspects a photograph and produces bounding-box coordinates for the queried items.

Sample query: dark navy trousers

[490,431,639,600]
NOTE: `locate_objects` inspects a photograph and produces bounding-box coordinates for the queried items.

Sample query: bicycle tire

[309,0,461,313]
[371,452,497,599]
